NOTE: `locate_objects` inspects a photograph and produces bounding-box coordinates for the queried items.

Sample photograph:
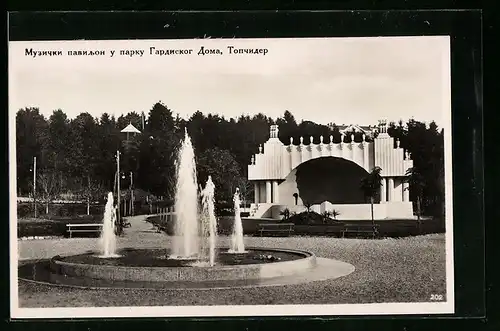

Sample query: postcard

[9,36,453,318]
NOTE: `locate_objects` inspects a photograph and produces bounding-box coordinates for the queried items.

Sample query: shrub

[321,210,332,223]
[17,215,102,238]
[280,208,291,221]
[215,201,234,216]
[289,211,324,225]
[17,202,105,218]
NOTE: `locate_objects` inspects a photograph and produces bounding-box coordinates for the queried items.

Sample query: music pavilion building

[247,122,414,220]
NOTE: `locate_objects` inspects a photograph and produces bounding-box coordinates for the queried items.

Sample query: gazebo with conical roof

[121,123,141,140]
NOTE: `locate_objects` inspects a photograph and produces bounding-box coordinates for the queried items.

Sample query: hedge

[17,215,102,238]
[146,214,445,238]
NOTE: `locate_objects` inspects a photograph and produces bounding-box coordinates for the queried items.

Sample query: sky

[9,36,450,129]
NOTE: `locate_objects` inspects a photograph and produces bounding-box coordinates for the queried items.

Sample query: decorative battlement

[248,123,412,181]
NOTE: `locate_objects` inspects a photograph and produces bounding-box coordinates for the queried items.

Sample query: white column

[254,182,260,203]
[403,182,410,202]
[265,181,272,203]
[397,181,403,202]
[363,142,370,171]
[272,181,279,204]
[380,178,387,203]
[387,178,394,202]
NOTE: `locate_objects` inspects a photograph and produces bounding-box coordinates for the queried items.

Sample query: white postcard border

[9,36,455,319]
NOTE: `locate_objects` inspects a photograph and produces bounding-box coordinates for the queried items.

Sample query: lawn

[18,233,447,307]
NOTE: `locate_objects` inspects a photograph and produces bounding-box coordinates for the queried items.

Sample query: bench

[66,223,103,238]
[341,223,379,238]
[257,223,294,237]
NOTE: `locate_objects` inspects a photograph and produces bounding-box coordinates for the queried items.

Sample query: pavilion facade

[247,122,414,220]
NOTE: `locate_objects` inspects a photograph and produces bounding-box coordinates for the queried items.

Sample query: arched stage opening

[294,157,376,206]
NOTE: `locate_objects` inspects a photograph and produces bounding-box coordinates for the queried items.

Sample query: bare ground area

[17,215,447,307]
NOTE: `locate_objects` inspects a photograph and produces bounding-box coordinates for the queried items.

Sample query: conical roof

[121,123,141,133]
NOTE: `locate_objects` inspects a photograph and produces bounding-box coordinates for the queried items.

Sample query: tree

[302,201,314,224]
[235,177,254,208]
[16,108,49,195]
[360,166,383,229]
[138,131,179,198]
[405,166,426,230]
[37,171,61,214]
[135,102,179,197]
[391,119,444,217]
[331,209,340,221]
[147,102,176,136]
[321,210,332,224]
[197,147,243,203]
[95,113,120,189]
[303,201,313,214]
[276,110,298,143]
[15,105,445,225]
[80,176,105,215]
[47,110,70,175]
[67,113,99,178]
[117,112,142,133]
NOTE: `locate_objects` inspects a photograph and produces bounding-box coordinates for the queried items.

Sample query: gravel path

[17,215,447,307]
[18,215,164,260]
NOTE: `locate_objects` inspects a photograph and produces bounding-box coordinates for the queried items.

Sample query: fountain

[98,192,120,258]
[200,175,217,266]
[171,128,200,259]
[228,188,246,254]
[19,129,355,290]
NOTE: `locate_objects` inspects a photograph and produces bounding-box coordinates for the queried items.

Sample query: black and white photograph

[9,35,453,318]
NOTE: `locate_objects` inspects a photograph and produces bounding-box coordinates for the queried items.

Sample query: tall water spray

[200,176,217,266]
[100,192,119,258]
[171,128,200,259]
[229,188,246,253]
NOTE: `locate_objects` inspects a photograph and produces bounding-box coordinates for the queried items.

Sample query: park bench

[66,223,103,238]
[257,223,295,237]
[341,223,379,238]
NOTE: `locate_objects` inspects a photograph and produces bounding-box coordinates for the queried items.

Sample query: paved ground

[17,215,447,307]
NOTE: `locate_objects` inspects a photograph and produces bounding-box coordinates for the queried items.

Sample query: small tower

[377,119,389,137]
[270,124,279,139]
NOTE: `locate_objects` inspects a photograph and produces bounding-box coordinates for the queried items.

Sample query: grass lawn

[18,233,446,307]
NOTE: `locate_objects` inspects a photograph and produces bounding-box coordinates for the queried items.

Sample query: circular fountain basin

[48,247,316,283]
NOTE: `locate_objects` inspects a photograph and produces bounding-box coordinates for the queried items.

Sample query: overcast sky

[9,36,450,129]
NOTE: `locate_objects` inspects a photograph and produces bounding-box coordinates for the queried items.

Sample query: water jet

[19,130,355,289]
[98,192,120,258]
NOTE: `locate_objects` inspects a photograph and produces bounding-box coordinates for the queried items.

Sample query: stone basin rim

[50,246,316,271]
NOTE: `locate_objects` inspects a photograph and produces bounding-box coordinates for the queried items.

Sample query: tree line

[15,102,444,217]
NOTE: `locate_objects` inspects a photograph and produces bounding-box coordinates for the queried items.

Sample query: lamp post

[130,171,134,216]
[120,122,141,219]
[120,172,128,216]
[116,150,122,235]
[33,156,37,218]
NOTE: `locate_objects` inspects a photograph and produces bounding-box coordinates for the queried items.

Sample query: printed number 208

[430,294,444,301]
